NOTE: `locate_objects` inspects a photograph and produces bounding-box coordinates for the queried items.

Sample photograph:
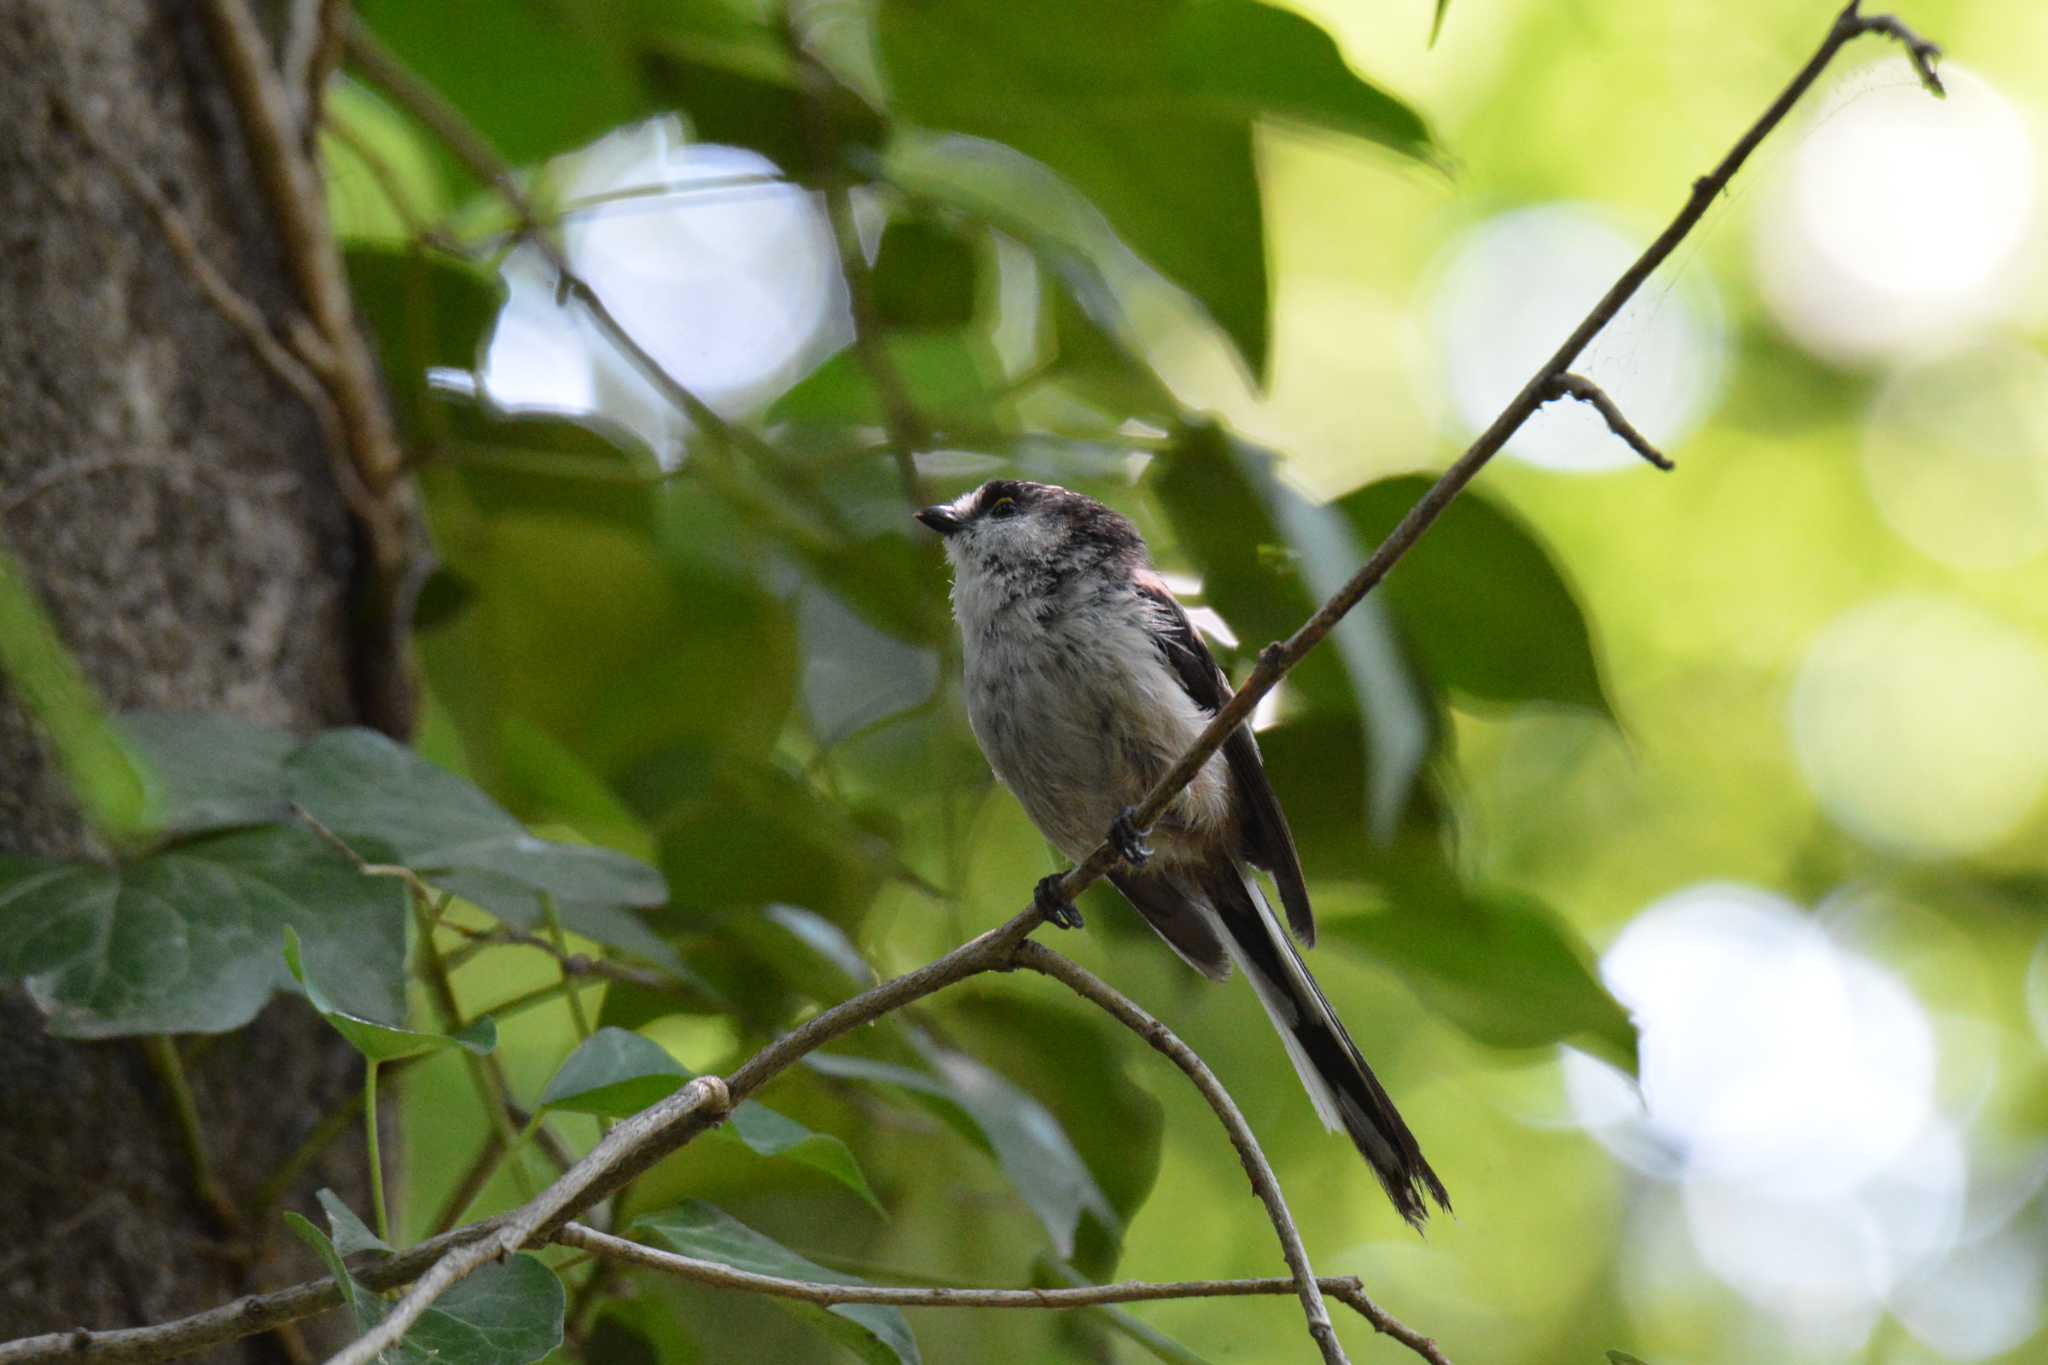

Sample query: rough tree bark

[1,4,376,1356]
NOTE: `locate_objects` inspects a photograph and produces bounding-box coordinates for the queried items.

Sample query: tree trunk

[1,2,375,1356]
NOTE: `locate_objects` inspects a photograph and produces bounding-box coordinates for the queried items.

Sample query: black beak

[915,506,963,536]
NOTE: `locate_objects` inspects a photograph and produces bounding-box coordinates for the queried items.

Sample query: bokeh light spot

[1428,203,1724,473]
[1860,345,2048,571]
[1789,595,2048,858]
[1754,64,2040,366]
[486,120,846,460]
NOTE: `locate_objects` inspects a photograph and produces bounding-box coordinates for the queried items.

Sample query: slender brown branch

[1542,373,1673,470]
[0,1219,508,1365]
[1012,943,1348,1363]
[555,1220,1444,1357]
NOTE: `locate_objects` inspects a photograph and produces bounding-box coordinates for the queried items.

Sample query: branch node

[691,1074,733,1122]
[1541,373,1674,470]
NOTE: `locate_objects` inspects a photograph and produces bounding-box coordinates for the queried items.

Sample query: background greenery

[6,0,2046,1362]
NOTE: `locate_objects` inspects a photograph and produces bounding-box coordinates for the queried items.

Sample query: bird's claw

[1110,807,1152,868]
[1034,874,1084,930]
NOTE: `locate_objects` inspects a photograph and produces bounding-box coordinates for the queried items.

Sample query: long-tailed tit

[918,478,1449,1227]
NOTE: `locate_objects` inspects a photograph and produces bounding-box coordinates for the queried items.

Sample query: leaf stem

[363,1058,389,1246]
[141,1037,242,1234]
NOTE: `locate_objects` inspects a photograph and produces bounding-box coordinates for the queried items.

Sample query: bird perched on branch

[918,478,1449,1227]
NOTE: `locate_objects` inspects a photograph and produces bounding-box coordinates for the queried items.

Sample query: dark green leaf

[291,1183,565,1365]
[285,926,497,1062]
[1320,845,1638,1071]
[1431,0,1451,44]
[284,1213,359,1310]
[808,1042,1117,1256]
[882,133,1179,423]
[343,247,502,438]
[316,1187,390,1257]
[635,1201,920,1365]
[1151,425,1437,837]
[424,397,664,532]
[872,219,982,329]
[1606,1353,1652,1365]
[877,0,1270,376]
[799,584,940,748]
[1337,476,1613,718]
[392,1255,564,1365]
[0,827,407,1038]
[116,712,295,835]
[943,994,1161,1278]
[769,332,1004,429]
[642,756,888,919]
[1166,1,1432,157]
[539,1026,688,1117]
[640,26,884,178]
[724,1100,885,1214]
[286,728,668,909]
[353,2,652,165]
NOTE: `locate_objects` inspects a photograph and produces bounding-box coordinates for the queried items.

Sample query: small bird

[918,478,1449,1227]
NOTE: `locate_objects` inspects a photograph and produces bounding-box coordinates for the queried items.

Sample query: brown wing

[1133,575,1315,945]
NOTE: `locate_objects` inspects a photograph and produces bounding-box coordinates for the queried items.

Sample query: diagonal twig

[1542,373,1673,470]
[554,1220,1450,1365]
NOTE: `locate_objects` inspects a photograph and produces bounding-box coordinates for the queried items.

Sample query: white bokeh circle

[1754,63,2041,366]
[1429,202,1725,473]
[1789,595,2048,858]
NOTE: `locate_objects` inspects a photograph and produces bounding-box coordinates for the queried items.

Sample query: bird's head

[915,479,1141,578]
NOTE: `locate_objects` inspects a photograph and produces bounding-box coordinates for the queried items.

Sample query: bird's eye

[989,497,1018,519]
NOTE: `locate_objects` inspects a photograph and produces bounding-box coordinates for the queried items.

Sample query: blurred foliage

[5,0,2045,1363]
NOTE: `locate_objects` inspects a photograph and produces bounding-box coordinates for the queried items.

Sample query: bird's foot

[1109,807,1152,868]
[1033,874,1085,930]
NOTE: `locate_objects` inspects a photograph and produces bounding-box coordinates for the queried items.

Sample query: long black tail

[1199,863,1450,1228]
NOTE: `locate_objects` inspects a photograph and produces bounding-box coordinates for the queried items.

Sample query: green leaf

[1337,476,1613,718]
[424,396,664,532]
[384,1255,564,1365]
[284,1213,359,1310]
[1151,424,1437,838]
[878,0,1269,376]
[639,23,884,179]
[882,132,1180,423]
[539,1026,688,1117]
[343,247,502,439]
[723,1100,886,1214]
[1320,845,1639,1072]
[808,1042,1117,1257]
[286,728,668,909]
[316,1188,390,1258]
[285,926,496,1063]
[799,584,941,748]
[1430,0,1451,44]
[0,827,407,1038]
[116,711,295,835]
[353,2,652,165]
[872,219,982,329]
[292,1206,565,1365]
[0,543,152,841]
[1165,1,1432,156]
[324,79,452,245]
[941,994,1161,1278]
[769,332,1004,429]
[635,1201,920,1365]
[1606,1353,1652,1365]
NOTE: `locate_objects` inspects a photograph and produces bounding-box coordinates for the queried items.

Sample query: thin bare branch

[1013,943,1347,1363]
[0,1219,509,1365]
[556,1219,1448,1365]
[1542,373,1673,470]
